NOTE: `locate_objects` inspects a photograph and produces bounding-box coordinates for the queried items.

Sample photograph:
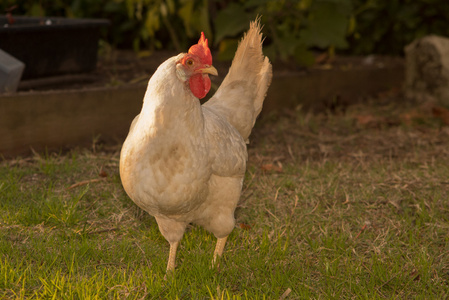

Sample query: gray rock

[0,49,25,93]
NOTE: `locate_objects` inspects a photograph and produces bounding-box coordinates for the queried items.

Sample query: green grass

[1,100,449,299]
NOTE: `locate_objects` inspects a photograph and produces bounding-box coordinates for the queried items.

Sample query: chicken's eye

[186,59,194,66]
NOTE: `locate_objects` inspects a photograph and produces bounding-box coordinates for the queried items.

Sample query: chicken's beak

[197,65,218,76]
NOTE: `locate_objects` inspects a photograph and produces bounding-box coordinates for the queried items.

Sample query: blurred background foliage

[2,0,449,65]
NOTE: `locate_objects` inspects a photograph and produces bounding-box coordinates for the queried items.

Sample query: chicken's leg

[166,241,179,272]
[212,236,228,265]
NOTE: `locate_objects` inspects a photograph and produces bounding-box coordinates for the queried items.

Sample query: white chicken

[120,19,272,273]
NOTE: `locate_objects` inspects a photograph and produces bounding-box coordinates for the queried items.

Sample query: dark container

[0,16,109,79]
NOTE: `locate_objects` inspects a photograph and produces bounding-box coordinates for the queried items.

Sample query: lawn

[1,97,449,299]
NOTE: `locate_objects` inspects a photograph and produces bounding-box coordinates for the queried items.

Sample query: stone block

[405,35,449,106]
[0,49,25,93]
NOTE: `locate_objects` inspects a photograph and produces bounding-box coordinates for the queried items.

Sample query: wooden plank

[264,64,404,112]
[0,85,145,156]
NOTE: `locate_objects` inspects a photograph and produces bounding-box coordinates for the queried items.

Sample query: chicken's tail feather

[204,18,272,141]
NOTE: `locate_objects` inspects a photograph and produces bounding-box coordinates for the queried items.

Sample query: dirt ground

[248,94,449,168]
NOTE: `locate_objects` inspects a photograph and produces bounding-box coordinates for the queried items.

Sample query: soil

[248,96,449,168]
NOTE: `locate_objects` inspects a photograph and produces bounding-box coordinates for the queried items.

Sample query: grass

[1,98,449,299]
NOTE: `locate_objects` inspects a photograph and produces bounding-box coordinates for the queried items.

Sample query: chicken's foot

[212,236,228,266]
[166,241,179,273]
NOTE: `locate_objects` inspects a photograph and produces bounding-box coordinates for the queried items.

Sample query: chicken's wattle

[189,73,211,99]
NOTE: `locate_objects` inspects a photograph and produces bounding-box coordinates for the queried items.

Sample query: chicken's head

[176,32,218,99]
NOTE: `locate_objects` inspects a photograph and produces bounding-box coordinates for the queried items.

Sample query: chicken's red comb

[188,32,212,66]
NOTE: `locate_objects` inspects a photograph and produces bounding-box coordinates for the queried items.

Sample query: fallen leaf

[355,114,377,126]
[238,223,252,230]
[99,169,108,177]
[261,163,283,173]
[432,106,449,125]
[400,109,429,126]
